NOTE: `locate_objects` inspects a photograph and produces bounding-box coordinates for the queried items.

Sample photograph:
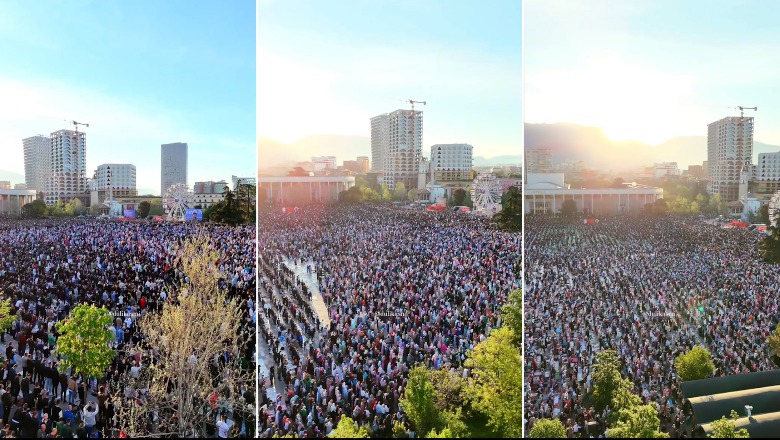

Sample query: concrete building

[0,181,9,189]
[371,109,423,190]
[22,135,51,194]
[418,158,430,190]
[161,142,188,196]
[525,148,554,174]
[431,144,473,181]
[90,164,137,207]
[258,176,355,204]
[190,180,228,208]
[356,156,369,174]
[312,156,337,170]
[45,129,87,206]
[232,175,256,190]
[13,184,27,190]
[0,188,37,216]
[524,173,663,215]
[707,116,754,202]
[194,180,229,194]
[654,162,680,178]
[687,165,705,180]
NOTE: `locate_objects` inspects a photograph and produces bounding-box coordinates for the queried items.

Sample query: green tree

[381,184,392,201]
[330,416,369,438]
[64,198,84,216]
[759,204,770,225]
[400,365,439,437]
[393,182,407,201]
[0,297,16,334]
[426,428,453,438]
[607,404,669,438]
[236,183,256,223]
[709,410,750,438]
[675,346,715,382]
[760,215,780,264]
[561,199,577,216]
[47,200,66,217]
[148,199,164,216]
[654,198,668,214]
[592,350,635,413]
[138,200,151,218]
[493,186,521,231]
[362,187,381,202]
[22,199,48,218]
[767,323,780,356]
[287,166,309,177]
[502,289,521,344]
[463,189,473,208]
[690,200,701,215]
[529,419,566,438]
[452,188,466,206]
[464,327,522,438]
[408,188,419,202]
[55,304,115,379]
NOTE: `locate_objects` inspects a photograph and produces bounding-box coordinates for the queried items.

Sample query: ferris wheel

[164,183,191,221]
[769,190,780,227]
[473,173,502,213]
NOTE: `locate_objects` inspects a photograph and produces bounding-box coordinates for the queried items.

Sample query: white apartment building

[707,116,754,202]
[45,129,87,205]
[161,142,188,196]
[311,156,337,170]
[232,175,256,190]
[431,144,473,181]
[22,135,51,194]
[90,164,137,206]
[371,109,423,189]
[654,162,680,178]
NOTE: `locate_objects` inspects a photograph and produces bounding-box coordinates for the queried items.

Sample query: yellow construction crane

[734,106,757,117]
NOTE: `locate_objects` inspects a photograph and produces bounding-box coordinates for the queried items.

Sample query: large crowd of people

[256,204,521,437]
[0,218,256,438]
[524,215,780,438]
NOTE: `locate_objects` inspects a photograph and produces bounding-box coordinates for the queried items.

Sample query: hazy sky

[0,0,255,195]
[525,0,780,146]
[257,0,522,163]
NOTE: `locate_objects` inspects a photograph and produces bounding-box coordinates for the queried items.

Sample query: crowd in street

[256,205,521,437]
[0,219,256,438]
[524,215,780,438]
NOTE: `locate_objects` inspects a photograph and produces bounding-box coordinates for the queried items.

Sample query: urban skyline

[0,0,255,195]
[525,0,780,147]
[257,0,522,165]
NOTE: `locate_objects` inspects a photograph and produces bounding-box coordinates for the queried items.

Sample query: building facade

[45,129,87,206]
[22,135,52,194]
[232,175,256,190]
[312,156,337,170]
[525,173,663,215]
[258,176,355,204]
[161,142,188,196]
[707,116,754,202]
[371,109,423,190]
[525,148,554,174]
[90,164,138,206]
[0,188,37,216]
[356,156,369,174]
[654,162,680,178]
[431,144,473,181]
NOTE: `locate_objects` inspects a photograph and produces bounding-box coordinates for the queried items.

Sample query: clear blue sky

[0,0,255,195]
[257,0,522,162]
[526,0,780,146]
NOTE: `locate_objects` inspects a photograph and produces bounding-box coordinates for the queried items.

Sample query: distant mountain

[473,155,522,166]
[525,122,780,171]
[0,170,24,184]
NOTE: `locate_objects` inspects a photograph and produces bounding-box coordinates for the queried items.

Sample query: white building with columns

[0,188,37,216]
[258,176,355,204]
[524,173,663,215]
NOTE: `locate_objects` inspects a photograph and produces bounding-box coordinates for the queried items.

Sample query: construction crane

[734,106,757,117]
[64,120,89,133]
[405,99,426,112]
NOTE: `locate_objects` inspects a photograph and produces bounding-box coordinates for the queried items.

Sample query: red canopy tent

[426,205,446,211]
[728,221,749,228]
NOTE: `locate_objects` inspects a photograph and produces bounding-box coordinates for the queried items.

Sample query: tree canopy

[675,346,715,382]
[529,419,566,438]
[55,304,115,379]
[708,410,750,438]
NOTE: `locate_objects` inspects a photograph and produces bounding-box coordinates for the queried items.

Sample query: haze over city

[0,0,255,195]
[257,0,522,168]
[525,0,780,168]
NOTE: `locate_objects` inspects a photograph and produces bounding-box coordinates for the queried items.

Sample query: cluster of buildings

[260,107,501,208]
[1,128,255,217]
